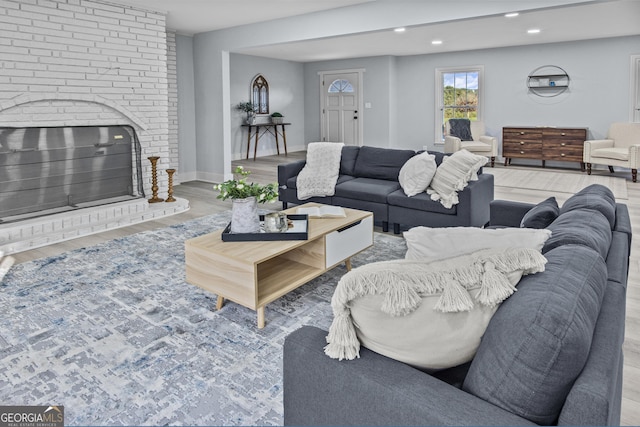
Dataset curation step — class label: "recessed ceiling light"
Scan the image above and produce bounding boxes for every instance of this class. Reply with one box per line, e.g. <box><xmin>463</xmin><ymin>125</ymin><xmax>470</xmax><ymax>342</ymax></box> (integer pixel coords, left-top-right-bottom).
<box><xmin>527</xmin><ymin>28</ymin><xmax>541</xmax><ymax>34</ymax></box>
<box><xmin>505</xmin><ymin>12</ymin><xmax>519</xmax><ymax>17</ymax></box>
<box><xmin>394</xmin><ymin>27</ymin><xmax>406</xmax><ymax>33</ymax></box>
<box><xmin>431</xmin><ymin>40</ymin><xmax>443</xmax><ymax>45</ymax></box>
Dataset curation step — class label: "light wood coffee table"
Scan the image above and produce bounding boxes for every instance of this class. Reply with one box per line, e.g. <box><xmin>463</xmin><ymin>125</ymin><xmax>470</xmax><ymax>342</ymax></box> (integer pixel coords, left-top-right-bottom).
<box><xmin>184</xmin><ymin>203</ymin><xmax>373</xmax><ymax>328</ymax></box>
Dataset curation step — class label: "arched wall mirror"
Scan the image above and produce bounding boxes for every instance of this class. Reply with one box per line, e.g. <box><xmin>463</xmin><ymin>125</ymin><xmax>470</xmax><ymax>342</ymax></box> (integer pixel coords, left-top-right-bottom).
<box><xmin>251</xmin><ymin>74</ymin><xmax>269</xmax><ymax>114</ymax></box>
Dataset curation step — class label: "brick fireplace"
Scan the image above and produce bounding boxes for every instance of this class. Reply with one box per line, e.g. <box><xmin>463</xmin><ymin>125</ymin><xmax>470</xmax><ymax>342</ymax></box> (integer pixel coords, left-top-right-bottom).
<box><xmin>0</xmin><ymin>0</ymin><xmax>185</xmax><ymax>254</ymax></box>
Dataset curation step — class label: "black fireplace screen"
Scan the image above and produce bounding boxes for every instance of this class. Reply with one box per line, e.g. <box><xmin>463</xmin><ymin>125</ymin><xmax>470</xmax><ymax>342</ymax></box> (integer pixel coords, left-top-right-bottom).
<box><xmin>0</xmin><ymin>125</ymin><xmax>145</xmax><ymax>222</ymax></box>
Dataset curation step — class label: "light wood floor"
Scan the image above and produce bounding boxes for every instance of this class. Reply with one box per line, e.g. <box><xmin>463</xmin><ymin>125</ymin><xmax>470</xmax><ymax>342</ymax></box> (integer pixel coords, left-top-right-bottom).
<box><xmin>10</xmin><ymin>152</ymin><xmax>640</xmax><ymax>425</ymax></box>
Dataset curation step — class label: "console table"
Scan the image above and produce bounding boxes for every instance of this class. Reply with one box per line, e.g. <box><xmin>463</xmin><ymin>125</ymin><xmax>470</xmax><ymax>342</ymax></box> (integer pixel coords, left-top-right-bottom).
<box><xmin>242</xmin><ymin>122</ymin><xmax>290</xmax><ymax>161</ymax></box>
<box><xmin>502</xmin><ymin>126</ymin><xmax>588</xmax><ymax>170</ymax></box>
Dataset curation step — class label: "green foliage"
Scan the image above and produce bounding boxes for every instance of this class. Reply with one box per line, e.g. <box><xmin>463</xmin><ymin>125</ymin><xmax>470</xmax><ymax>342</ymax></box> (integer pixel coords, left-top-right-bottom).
<box><xmin>443</xmin><ymin>86</ymin><xmax>478</xmax><ymax>122</ymax></box>
<box><xmin>236</xmin><ymin>102</ymin><xmax>255</xmax><ymax>113</ymax></box>
<box><xmin>270</xmin><ymin>112</ymin><xmax>283</xmax><ymax>117</ymax></box>
<box><xmin>213</xmin><ymin>166</ymin><xmax>278</xmax><ymax>203</ymax></box>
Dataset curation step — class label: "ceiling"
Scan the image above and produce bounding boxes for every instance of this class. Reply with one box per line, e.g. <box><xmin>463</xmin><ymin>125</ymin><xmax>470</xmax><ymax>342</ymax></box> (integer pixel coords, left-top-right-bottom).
<box><xmin>110</xmin><ymin>0</ymin><xmax>640</xmax><ymax>62</ymax></box>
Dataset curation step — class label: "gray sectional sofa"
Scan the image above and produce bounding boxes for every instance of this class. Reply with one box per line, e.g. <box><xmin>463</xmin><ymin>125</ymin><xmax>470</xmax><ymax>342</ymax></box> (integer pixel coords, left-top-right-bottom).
<box><xmin>283</xmin><ymin>184</ymin><xmax>631</xmax><ymax>426</ymax></box>
<box><xmin>277</xmin><ymin>146</ymin><xmax>494</xmax><ymax>233</ymax></box>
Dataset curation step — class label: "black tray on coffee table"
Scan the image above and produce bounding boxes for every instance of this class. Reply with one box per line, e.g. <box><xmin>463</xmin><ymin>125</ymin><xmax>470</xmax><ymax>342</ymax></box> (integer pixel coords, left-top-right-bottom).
<box><xmin>221</xmin><ymin>214</ymin><xmax>309</xmax><ymax>242</ymax></box>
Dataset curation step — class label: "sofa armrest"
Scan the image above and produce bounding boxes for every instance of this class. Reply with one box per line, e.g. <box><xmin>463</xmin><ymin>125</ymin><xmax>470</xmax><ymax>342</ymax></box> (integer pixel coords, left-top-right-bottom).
<box><xmin>278</xmin><ymin>159</ymin><xmax>306</xmax><ymax>186</ymax></box>
<box><xmin>489</xmin><ymin>200</ymin><xmax>535</xmax><ymax>227</ymax></box>
<box><xmin>283</xmin><ymin>326</ymin><xmax>536</xmax><ymax>426</ymax></box>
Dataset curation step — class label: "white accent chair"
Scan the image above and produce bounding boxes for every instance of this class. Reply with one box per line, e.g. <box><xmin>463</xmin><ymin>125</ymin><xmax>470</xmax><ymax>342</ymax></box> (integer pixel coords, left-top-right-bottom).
<box><xmin>584</xmin><ymin>122</ymin><xmax>640</xmax><ymax>182</ymax></box>
<box><xmin>444</xmin><ymin>120</ymin><xmax>498</xmax><ymax>167</ymax></box>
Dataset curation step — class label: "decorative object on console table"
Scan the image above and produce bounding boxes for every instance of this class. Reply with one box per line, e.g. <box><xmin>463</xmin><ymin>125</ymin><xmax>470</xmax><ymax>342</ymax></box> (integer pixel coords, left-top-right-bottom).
<box><xmin>214</xmin><ymin>166</ymin><xmax>278</xmax><ymax>233</ymax></box>
<box><xmin>236</xmin><ymin>101</ymin><xmax>256</xmax><ymax>125</ymax></box>
<box><xmin>147</xmin><ymin>156</ymin><xmax>164</xmax><ymax>203</ymax></box>
<box><xmin>502</xmin><ymin>126</ymin><xmax>587</xmax><ymax>170</ymax></box>
<box><xmin>270</xmin><ymin>112</ymin><xmax>284</xmax><ymax>124</ymax></box>
<box><xmin>165</xmin><ymin>169</ymin><xmax>176</xmax><ymax>202</ymax></box>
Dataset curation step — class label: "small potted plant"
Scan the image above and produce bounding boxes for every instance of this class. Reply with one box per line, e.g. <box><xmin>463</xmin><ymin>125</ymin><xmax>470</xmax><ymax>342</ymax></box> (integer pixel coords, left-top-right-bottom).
<box><xmin>270</xmin><ymin>112</ymin><xmax>284</xmax><ymax>124</ymax></box>
<box><xmin>214</xmin><ymin>166</ymin><xmax>278</xmax><ymax>233</ymax></box>
<box><xmin>236</xmin><ymin>101</ymin><xmax>256</xmax><ymax>125</ymax></box>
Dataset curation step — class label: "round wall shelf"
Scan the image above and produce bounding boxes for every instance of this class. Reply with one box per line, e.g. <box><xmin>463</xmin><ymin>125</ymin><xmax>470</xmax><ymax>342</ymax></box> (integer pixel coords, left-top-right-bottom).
<box><xmin>527</xmin><ymin>65</ymin><xmax>570</xmax><ymax>97</ymax></box>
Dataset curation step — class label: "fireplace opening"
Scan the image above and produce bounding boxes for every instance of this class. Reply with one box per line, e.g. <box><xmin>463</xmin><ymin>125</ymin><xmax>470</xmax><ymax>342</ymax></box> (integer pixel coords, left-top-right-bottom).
<box><xmin>0</xmin><ymin>125</ymin><xmax>145</xmax><ymax>223</ymax></box>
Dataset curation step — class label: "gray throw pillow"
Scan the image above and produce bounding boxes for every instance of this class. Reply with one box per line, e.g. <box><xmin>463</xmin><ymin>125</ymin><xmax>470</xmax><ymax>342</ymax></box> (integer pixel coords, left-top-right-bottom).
<box><xmin>520</xmin><ymin>197</ymin><xmax>559</xmax><ymax>229</ymax></box>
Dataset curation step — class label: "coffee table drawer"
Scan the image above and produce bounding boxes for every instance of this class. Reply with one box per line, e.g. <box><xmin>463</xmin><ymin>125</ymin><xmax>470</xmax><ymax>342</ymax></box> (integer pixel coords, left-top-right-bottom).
<box><xmin>325</xmin><ymin>215</ymin><xmax>373</xmax><ymax>268</ymax></box>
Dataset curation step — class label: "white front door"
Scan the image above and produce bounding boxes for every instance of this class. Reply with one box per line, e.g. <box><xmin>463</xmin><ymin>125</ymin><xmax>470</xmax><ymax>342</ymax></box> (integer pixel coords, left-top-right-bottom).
<box><xmin>320</xmin><ymin>71</ymin><xmax>363</xmax><ymax>145</ymax></box>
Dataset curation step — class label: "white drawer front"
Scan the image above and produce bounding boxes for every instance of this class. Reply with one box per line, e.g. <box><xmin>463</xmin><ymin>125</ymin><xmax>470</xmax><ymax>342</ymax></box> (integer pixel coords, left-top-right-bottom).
<box><xmin>325</xmin><ymin>215</ymin><xmax>373</xmax><ymax>269</ymax></box>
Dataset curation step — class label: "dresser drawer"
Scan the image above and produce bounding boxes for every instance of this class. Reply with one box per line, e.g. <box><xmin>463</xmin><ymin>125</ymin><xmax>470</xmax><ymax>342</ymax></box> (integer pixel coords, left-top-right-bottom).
<box><xmin>503</xmin><ymin>128</ymin><xmax>543</xmax><ymax>141</ymax></box>
<box><xmin>325</xmin><ymin>215</ymin><xmax>373</xmax><ymax>269</ymax></box>
<box><xmin>543</xmin><ymin>147</ymin><xmax>583</xmax><ymax>162</ymax></box>
<box><xmin>503</xmin><ymin>141</ymin><xmax>542</xmax><ymax>157</ymax></box>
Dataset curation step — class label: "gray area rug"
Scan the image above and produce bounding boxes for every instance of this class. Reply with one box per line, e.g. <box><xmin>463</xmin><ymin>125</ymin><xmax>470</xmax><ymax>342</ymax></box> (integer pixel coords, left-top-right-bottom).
<box><xmin>0</xmin><ymin>211</ymin><xmax>406</xmax><ymax>426</ymax></box>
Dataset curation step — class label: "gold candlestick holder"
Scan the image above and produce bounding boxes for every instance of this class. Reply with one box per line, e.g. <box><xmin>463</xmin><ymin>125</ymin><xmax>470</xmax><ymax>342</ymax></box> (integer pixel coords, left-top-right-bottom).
<box><xmin>147</xmin><ymin>156</ymin><xmax>164</xmax><ymax>203</ymax></box>
<box><xmin>165</xmin><ymin>168</ymin><xmax>176</xmax><ymax>202</ymax></box>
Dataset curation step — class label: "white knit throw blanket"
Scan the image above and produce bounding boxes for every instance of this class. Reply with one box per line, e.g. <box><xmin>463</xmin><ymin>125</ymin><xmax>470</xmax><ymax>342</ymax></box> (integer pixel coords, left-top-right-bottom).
<box><xmin>324</xmin><ymin>247</ymin><xmax>547</xmax><ymax>361</ymax></box>
<box><xmin>297</xmin><ymin>142</ymin><xmax>344</xmax><ymax>200</ymax></box>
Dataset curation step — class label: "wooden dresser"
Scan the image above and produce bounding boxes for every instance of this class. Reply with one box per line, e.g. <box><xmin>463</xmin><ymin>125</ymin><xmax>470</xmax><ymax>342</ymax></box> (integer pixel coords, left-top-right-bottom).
<box><xmin>502</xmin><ymin>126</ymin><xmax>588</xmax><ymax>170</ymax></box>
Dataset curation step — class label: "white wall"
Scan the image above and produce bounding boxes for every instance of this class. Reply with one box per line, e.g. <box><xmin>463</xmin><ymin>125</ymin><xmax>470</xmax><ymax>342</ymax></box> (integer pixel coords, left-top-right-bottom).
<box><xmin>176</xmin><ymin>34</ymin><xmax>197</xmax><ymax>182</ymax></box>
<box><xmin>230</xmin><ymin>54</ymin><xmax>305</xmax><ymax>160</ymax></box>
<box><xmin>300</xmin><ymin>35</ymin><xmax>640</xmax><ymax>163</ymax></box>
<box><xmin>189</xmin><ymin>1</ymin><xmax>582</xmax><ymax>181</ymax></box>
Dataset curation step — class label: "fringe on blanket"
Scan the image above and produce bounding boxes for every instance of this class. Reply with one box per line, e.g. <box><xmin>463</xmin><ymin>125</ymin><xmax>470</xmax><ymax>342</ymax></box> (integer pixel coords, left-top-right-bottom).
<box><xmin>324</xmin><ymin>247</ymin><xmax>547</xmax><ymax>361</ymax></box>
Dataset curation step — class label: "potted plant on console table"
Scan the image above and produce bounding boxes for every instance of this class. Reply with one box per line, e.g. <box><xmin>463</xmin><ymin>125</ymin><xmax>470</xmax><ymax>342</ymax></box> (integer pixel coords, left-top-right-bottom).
<box><xmin>270</xmin><ymin>112</ymin><xmax>284</xmax><ymax>124</ymax></box>
<box><xmin>236</xmin><ymin>101</ymin><xmax>256</xmax><ymax>125</ymax></box>
<box><xmin>214</xmin><ymin>166</ymin><xmax>278</xmax><ymax>233</ymax></box>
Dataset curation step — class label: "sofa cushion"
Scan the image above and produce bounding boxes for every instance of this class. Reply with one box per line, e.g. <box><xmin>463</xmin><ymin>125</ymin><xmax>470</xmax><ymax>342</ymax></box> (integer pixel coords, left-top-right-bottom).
<box><xmin>544</xmin><ymin>209</ymin><xmax>612</xmax><ymax>259</ymax></box>
<box><xmin>287</xmin><ymin>174</ymin><xmax>355</xmax><ymax>190</ymax></box>
<box><xmin>427</xmin><ymin>150</ymin><xmax>487</xmax><ymax>209</ymax></box>
<box><xmin>463</xmin><ymin>244</ymin><xmax>608</xmax><ymax>425</ymax></box>
<box><xmin>340</xmin><ymin>146</ymin><xmax>360</xmax><ymax>176</ymax></box>
<box><xmin>387</xmin><ymin>190</ymin><xmax>456</xmax><ymax>215</ymax></box>
<box><xmin>353</xmin><ymin>146</ymin><xmax>416</xmax><ymax>181</ymax></box>
<box><xmin>560</xmin><ymin>184</ymin><xmax>616</xmax><ymax>229</ymax></box>
<box><xmin>404</xmin><ymin>226</ymin><xmax>551</xmax><ymax>262</ymax></box>
<box><xmin>520</xmin><ymin>197</ymin><xmax>559</xmax><ymax>229</ymax></box>
<box><xmin>333</xmin><ymin>178</ymin><xmax>401</xmax><ymax>203</ymax></box>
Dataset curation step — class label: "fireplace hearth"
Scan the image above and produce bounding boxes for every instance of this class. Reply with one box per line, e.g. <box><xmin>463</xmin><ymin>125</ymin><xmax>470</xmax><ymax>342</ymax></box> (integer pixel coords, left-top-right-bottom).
<box><xmin>0</xmin><ymin>125</ymin><xmax>145</xmax><ymax>223</ymax></box>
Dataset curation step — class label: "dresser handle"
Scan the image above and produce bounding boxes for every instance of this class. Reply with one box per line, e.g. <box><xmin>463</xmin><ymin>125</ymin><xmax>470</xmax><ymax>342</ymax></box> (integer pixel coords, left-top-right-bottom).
<box><xmin>520</xmin><ymin>141</ymin><xmax>525</xmax><ymax>145</ymax></box>
<box><xmin>520</xmin><ymin>150</ymin><xmax>525</xmax><ymax>154</ymax></box>
<box><xmin>561</xmin><ymin>133</ymin><xmax>566</xmax><ymax>136</ymax></box>
<box><xmin>520</xmin><ymin>131</ymin><xmax>525</xmax><ymax>135</ymax></box>
<box><xmin>561</xmin><ymin>143</ymin><xmax>566</xmax><ymax>146</ymax></box>
<box><xmin>561</xmin><ymin>153</ymin><xmax>566</xmax><ymax>157</ymax></box>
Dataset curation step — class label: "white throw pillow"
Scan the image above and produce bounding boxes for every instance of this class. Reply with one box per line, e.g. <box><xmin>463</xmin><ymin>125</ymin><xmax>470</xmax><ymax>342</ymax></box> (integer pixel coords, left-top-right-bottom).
<box><xmin>324</xmin><ymin>248</ymin><xmax>547</xmax><ymax>370</ymax></box>
<box><xmin>398</xmin><ymin>152</ymin><xmax>437</xmax><ymax>197</ymax></box>
<box><xmin>427</xmin><ymin>149</ymin><xmax>487</xmax><ymax>208</ymax></box>
<box><xmin>404</xmin><ymin>226</ymin><xmax>552</xmax><ymax>262</ymax></box>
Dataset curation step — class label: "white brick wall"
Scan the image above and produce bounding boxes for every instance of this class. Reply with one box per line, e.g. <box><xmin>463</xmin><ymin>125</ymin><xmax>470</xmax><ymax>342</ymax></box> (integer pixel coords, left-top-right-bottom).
<box><xmin>0</xmin><ymin>0</ymin><xmax>172</xmax><ymax>197</ymax></box>
<box><xmin>167</xmin><ymin>30</ymin><xmax>179</xmax><ymax>184</ymax></box>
